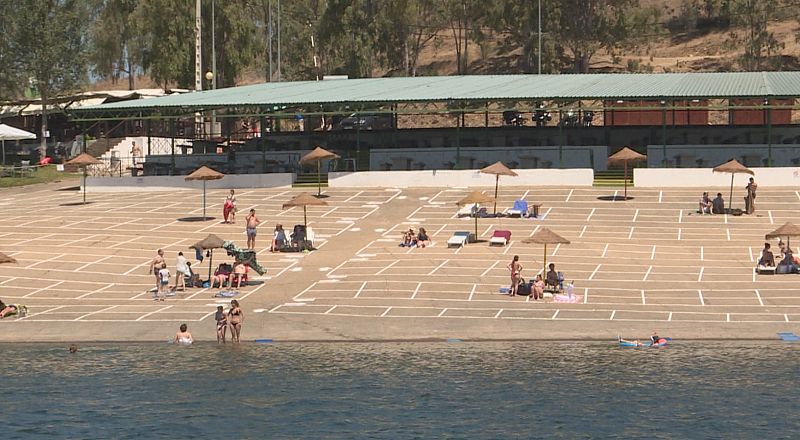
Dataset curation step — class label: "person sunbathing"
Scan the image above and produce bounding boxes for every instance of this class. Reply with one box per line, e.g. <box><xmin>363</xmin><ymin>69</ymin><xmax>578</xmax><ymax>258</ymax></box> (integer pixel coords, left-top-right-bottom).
<box><xmin>0</xmin><ymin>300</ymin><xmax>19</xmax><ymax>318</ymax></box>
<box><xmin>400</xmin><ymin>228</ymin><xmax>417</xmax><ymax>247</ymax></box>
<box><xmin>416</xmin><ymin>228</ymin><xmax>431</xmax><ymax>248</ymax></box>
<box><xmin>699</xmin><ymin>192</ymin><xmax>712</xmax><ymax>214</ymax></box>
<box><xmin>545</xmin><ymin>263</ymin><xmax>562</xmax><ymax>291</ymax></box>
<box><xmin>212</xmin><ymin>263</ymin><xmax>232</xmax><ymax>288</ymax></box>
<box><xmin>227</xmin><ymin>261</ymin><xmax>247</xmax><ymax>289</ymax></box>
<box><xmin>758</xmin><ymin>243</ymin><xmax>775</xmax><ymax>267</ymax></box>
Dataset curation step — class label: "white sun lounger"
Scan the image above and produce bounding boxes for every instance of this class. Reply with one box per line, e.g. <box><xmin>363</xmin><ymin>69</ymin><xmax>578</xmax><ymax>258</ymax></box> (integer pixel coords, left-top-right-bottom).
<box><xmin>447</xmin><ymin>231</ymin><xmax>471</xmax><ymax>247</ymax></box>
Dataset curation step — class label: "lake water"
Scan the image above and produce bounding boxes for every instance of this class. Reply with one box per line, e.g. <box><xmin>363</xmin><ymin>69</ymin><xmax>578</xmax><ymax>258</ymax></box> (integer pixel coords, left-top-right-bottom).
<box><xmin>1</xmin><ymin>342</ymin><xmax>797</xmax><ymax>439</ymax></box>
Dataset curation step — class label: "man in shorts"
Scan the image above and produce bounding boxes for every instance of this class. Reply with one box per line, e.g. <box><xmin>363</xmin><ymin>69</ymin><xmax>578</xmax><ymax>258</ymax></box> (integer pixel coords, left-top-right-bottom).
<box><xmin>148</xmin><ymin>249</ymin><xmax>166</xmax><ymax>292</ymax></box>
<box><xmin>246</xmin><ymin>209</ymin><xmax>261</xmax><ymax>249</ymax></box>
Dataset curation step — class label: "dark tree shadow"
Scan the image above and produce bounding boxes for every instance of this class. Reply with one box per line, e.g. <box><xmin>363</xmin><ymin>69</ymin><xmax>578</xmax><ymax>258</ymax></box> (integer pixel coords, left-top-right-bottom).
<box><xmin>60</xmin><ymin>201</ymin><xmax>95</xmax><ymax>206</ymax></box>
<box><xmin>177</xmin><ymin>216</ymin><xmax>217</xmax><ymax>222</ymax></box>
<box><xmin>596</xmin><ymin>195</ymin><xmax>634</xmax><ymax>201</ymax></box>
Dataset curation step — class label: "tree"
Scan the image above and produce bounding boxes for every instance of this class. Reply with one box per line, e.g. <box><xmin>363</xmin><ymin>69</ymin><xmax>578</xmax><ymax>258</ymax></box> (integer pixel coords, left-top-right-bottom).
<box><xmin>728</xmin><ymin>0</ymin><xmax>784</xmax><ymax>70</ymax></box>
<box><xmin>488</xmin><ymin>1</ymin><xmax>564</xmax><ymax>73</ymax></box>
<box><xmin>10</xmin><ymin>0</ymin><xmax>90</xmax><ymax>155</ymax></box>
<box><xmin>131</xmin><ymin>0</ymin><xmax>195</xmax><ymax>89</ymax></box>
<box><xmin>375</xmin><ymin>0</ymin><xmax>444</xmax><ymax>76</ymax></box>
<box><xmin>0</xmin><ymin>4</ymin><xmax>23</xmax><ymax>100</ymax></box>
<box><xmin>89</xmin><ymin>0</ymin><xmax>139</xmax><ymax>89</ymax></box>
<box><xmin>559</xmin><ymin>0</ymin><xmax>649</xmax><ymax>73</ymax></box>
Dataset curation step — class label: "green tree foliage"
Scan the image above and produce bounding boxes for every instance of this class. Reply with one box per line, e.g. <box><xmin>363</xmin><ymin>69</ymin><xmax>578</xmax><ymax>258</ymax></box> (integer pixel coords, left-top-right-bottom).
<box><xmin>0</xmin><ymin>5</ymin><xmax>23</xmax><ymax>100</ymax></box>
<box><xmin>7</xmin><ymin>0</ymin><xmax>91</xmax><ymax>154</ymax></box>
<box><xmin>728</xmin><ymin>0</ymin><xmax>784</xmax><ymax>70</ymax></box>
<box><xmin>488</xmin><ymin>1</ymin><xmax>564</xmax><ymax>73</ymax></box>
<box><xmin>89</xmin><ymin>0</ymin><xmax>138</xmax><ymax>89</ymax></box>
<box><xmin>559</xmin><ymin>0</ymin><xmax>645</xmax><ymax>73</ymax></box>
<box><xmin>375</xmin><ymin>0</ymin><xmax>444</xmax><ymax>76</ymax></box>
<box><xmin>131</xmin><ymin>0</ymin><xmax>195</xmax><ymax>89</ymax></box>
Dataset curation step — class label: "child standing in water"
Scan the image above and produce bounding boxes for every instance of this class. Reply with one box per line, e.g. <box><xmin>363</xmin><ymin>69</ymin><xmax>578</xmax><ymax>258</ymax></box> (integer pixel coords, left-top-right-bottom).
<box><xmin>215</xmin><ymin>305</ymin><xmax>228</xmax><ymax>343</ymax></box>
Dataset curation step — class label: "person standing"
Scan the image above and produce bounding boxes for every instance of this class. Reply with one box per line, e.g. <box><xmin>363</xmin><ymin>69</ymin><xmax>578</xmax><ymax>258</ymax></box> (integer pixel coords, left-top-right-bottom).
<box><xmin>130</xmin><ymin>141</ymin><xmax>142</xmax><ymax>166</ymax></box>
<box><xmin>215</xmin><ymin>305</ymin><xmax>228</xmax><ymax>343</ymax></box>
<box><xmin>223</xmin><ymin>189</ymin><xmax>237</xmax><ymax>224</ymax></box>
<box><xmin>157</xmin><ymin>265</ymin><xmax>170</xmax><ymax>301</ymax></box>
<box><xmin>507</xmin><ymin>255</ymin><xmax>522</xmax><ymax>297</ymax></box>
<box><xmin>745</xmin><ymin>177</ymin><xmax>757</xmax><ymax>214</ymax></box>
<box><xmin>148</xmin><ymin>249</ymin><xmax>166</xmax><ymax>293</ymax></box>
<box><xmin>245</xmin><ymin>209</ymin><xmax>261</xmax><ymax>249</ymax></box>
<box><xmin>228</xmin><ymin>299</ymin><xmax>244</xmax><ymax>343</ymax></box>
<box><xmin>174</xmin><ymin>251</ymin><xmax>189</xmax><ymax>292</ymax></box>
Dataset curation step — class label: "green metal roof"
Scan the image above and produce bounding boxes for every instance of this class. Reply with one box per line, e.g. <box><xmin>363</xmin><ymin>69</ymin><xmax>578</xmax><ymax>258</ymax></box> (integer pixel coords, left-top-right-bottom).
<box><xmin>72</xmin><ymin>72</ymin><xmax>800</xmax><ymax>117</ymax></box>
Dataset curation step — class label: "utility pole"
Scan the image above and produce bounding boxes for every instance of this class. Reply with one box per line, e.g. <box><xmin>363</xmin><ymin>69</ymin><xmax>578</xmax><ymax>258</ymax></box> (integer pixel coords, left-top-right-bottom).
<box><xmin>268</xmin><ymin>0</ymin><xmax>273</xmax><ymax>81</ymax></box>
<box><xmin>277</xmin><ymin>0</ymin><xmax>281</xmax><ymax>81</ymax></box>
<box><xmin>194</xmin><ymin>0</ymin><xmax>202</xmax><ymax>138</ymax></box>
<box><xmin>211</xmin><ymin>0</ymin><xmax>217</xmax><ymax>137</ymax></box>
<box><xmin>538</xmin><ymin>0</ymin><xmax>542</xmax><ymax>74</ymax></box>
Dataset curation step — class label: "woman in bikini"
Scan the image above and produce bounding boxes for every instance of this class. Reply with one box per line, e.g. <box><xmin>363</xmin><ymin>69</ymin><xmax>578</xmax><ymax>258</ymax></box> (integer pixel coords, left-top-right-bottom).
<box><xmin>0</xmin><ymin>300</ymin><xmax>19</xmax><ymax>318</ymax></box>
<box><xmin>507</xmin><ymin>255</ymin><xmax>522</xmax><ymax>297</ymax></box>
<box><xmin>223</xmin><ymin>189</ymin><xmax>237</xmax><ymax>224</ymax></box>
<box><xmin>228</xmin><ymin>299</ymin><xmax>244</xmax><ymax>343</ymax></box>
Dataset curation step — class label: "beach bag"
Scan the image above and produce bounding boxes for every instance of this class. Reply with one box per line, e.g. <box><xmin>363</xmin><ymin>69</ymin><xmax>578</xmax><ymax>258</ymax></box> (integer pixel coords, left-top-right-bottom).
<box><xmin>518</xmin><ymin>282</ymin><xmax>532</xmax><ymax>295</ymax></box>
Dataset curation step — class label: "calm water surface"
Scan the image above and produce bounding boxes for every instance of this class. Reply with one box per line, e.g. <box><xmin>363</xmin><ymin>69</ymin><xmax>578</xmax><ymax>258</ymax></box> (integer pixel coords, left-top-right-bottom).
<box><xmin>1</xmin><ymin>342</ymin><xmax>797</xmax><ymax>439</ymax></box>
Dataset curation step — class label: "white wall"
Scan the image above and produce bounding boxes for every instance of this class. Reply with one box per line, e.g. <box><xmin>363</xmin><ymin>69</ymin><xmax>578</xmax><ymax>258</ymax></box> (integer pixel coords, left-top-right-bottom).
<box><xmin>634</xmin><ymin>167</ymin><xmax>800</xmax><ymax>187</ymax></box>
<box><xmin>86</xmin><ymin>173</ymin><xmax>294</xmax><ymax>192</ymax></box>
<box><xmin>329</xmin><ymin>169</ymin><xmax>594</xmax><ymax>188</ymax></box>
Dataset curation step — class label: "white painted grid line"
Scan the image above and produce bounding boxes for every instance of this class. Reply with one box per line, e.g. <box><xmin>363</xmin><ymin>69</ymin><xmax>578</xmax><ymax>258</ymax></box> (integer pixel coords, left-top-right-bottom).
<box><xmin>551</xmin><ymin>310</ymin><xmax>560</xmax><ymax>320</ymax></box>
<box><xmin>589</xmin><ymin>264</ymin><xmax>602</xmax><ymax>280</ymax></box>
<box><xmin>74</xmin><ymin>305</ymin><xmax>118</xmax><ymax>321</ymax></box>
<box><xmin>468</xmin><ymin>284</ymin><xmax>477</xmax><ymax>301</ymax></box>
<box><xmin>427</xmin><ymin>259</ymin><xmax>450</xmax><ymax>276</ymax></box>
<box><xmin>136</xmin><ymin>305</ymin><xmax>172</xmax><ymax>321</ymax></box>
<box><xmin>609</xmin><ymin>310</ymin><xmax>616</xmax><ymax>320</ymax></box>
<box><xmin>651</xmin><ymin>245</ymin><xmax>657</xmax><ymax>260</ymax></box>
<box><xmin>601</xmin><ymin>244</ymin><xmax>609</xmax><ymax>258</ymax></box>
<box><xmin>768</xmin><ymin>210</ymin><xmax>774</xmax><ymax>224</ymax></box>
<box><xmin>584</xmin><ymin>288</ymin><xmax>588</xmax><ymax>304</ymax></box>
<box><xmin>494</xmin><ymin>309</ymin><xmax>503</xmax><ymax>319</ymax></box>
<box><xmin>586</xmin><ymin>208</ymin><xmax>596</xmax><ymax>221</ymax></box>
<box><xmin>437</xmin><ymin>308</ymin><xmax>448</xmax><ymax>317</ymax></box>
<box><xmin>698</xmin><ymin>290</ymin><xmax>705</xmax><ymax>306</ymax></box>
<box><xmin>632</xmin><ymin>209</ymin><xmax>639</xmax><ymax>223</ymax></box>
<box><xmin>353</xmin><ymin>281</ymin><xmax>368</xmax><ymax>299</ymax></box>
<box><xmin>641</xmin><ymin>289</ymin><xmax>646</xmax><ymax>305</ymax></box>
<box><xmin>698</xmin><ymin>267</ymin><xmax>704</xmax><ymax>282</ymax></box>
<box><xmin>668</xmin><ymin>312</ymin><xmax>673</xmax><ymax>321</ymax></box>
<box><xmin>643</xmin><ymin>266</ymin><xmax>652</xmax><ymax>281</ymax></box>
<box><xmin>565</xmin><ymin>189</ymin><xmax>574</xmax><ymax>202</ymax></box>
<box><xmin>324</xmin><ymin>306</ymin><xmax>337</xmax><ymax>314</ymax></box>
<box><xmin>755</xmin><ymin>289</ymin><xmax>764</xmax><ymax>306</ymax></box>
<box><xmin>579</xmin><ymin>225</ymin><xmax>587</xmax><ymax>238</ymax></box>
<box><xmin>678</xmin><ymin>209</ymin><xmax>683</xmax><ymax>223</ymax></box>
<box><xmin>480</xmin><ymin>261</ymin><xmax>499</xmax><ymax>277</ymax></box>
<box><xmin>380</xmin><ymin>307</ymin><xmax>392</xmax><ymax>317</ymax></box>
<box><xmin>628</xmin><ymin>227</ymin><xmax>635</xmax><ymax>239</ymax></box>
<box><xmin>375</xmin><ymin>260</ymin><xmax>399</xmax><ymax>275</ymax></box>
<box><xmin>726</xmin><ymin>228</ymin><xmax>731</xmax><ymax>241</ymax></box>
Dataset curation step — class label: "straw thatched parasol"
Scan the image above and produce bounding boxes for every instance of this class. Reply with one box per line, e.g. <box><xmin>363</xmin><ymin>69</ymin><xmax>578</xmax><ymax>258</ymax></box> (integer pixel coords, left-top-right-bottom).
<box><xmin>712</xmin><ymin>158</ymin><xmax>753</xmax><ymax>212</ymax></box>
<box><xmin>480</xmin><ymin>161</ymin><xmax>518</xmax><ymax>214</ymax></box>
<box><xmin>0</xmin><ymin>251</ymin><xmax>18</xmax><ymax>265</ymax></box>
<box><xmin>282</xmin><ymin>192</ymin><xmax>329</xmax><ymax>229</ymax></box>
<box><xmin>190</xmin><ymin>233</ymin><xmax>226</xmax><ymax>282</ymax></box>
<box><xmin>66</xmin><ymin>153</ymin><xmax>102</xmax><ymax>204</ymax></box>
<box><xmin>184</xmin><ymin>166</ymin><xmax>225</xmax><ymax>220</ymax></box>
<box><xmin>299</xmin><ymin>146</ymin><xmax>341</xmax><ymax>197</ymax></box>
<box><xmin>765</xmin><ymin>222</ymin><xmax>800</xmax><ymax>249</ymax></box>
<box><xmin>456</xmin><ymin>191</ymin><xmax>495</xmax><ymax>238</ymax></box>
<box><xmin>608</xmin><ymin>147</ymin><xmax>646</xmax><ymax>200</ymax></box>
<box><xmin>522</xmin><ymin>227</ymin><xmax>571</xmax><ymax>275</ymax></box>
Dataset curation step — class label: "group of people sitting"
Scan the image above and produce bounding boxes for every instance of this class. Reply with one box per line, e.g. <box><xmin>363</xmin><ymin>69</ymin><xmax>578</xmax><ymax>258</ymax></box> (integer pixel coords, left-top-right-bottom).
<box><xmin>399</xmin><ymin>227</ymin><xmax>432</xmax><ymax>248</ymax></box>
<box><xmin>758</xmin><ymin>240</ymin><xmax>800</xmax><ymax>273</ymax></box>
<box><xmin>507</xmin><ymin>259</ymin><xmax>570</xmax><ymax>300</ymax></box>
<box><xmin>211</xmin><ymin>261</ymin><xmax>250</xmax><ymax>289</ymax></box>
<box><xmin>270</xmin><ymin>224</ymin><xmax>313</xmax><ymax>252</ymax></box>
<box><xmin>698</xmin><ymin>192</ymin><xmax>726</xmax><ymax>215</ymax></box>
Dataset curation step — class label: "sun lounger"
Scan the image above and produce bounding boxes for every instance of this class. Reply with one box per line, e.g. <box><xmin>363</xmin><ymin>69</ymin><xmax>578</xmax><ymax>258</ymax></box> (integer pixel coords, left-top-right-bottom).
<box><xmin>489</xmin><ymin>230</ymin><xmax>511</xmax><ymax>246</ymax></box>
<box><xmin>447</xmin><ymin>231</ymin><xmax>471</xmax><ymax>247</ymax></box>
<box><xmin>457</xmin><ymin>203</ymin><xmax>477</xmax><ymax>217</ymax></box>
<box><xmin>756</xmin><ymin>265</ymin><xmax>776</xmax><ymax>275</ymax></box>
<box><xmin>507</xmin><ymin>200</ymin><xmax>528</xmax><ymax>217</ymax></box>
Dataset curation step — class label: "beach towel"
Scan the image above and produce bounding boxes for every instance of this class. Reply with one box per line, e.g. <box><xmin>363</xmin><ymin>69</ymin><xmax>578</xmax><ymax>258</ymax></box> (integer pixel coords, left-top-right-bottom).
<box><xmin>553</xmin><ymin>294</ymin><xmax>582</xmax><ymax>304</ymax></box>
<box><xmin>214</xmin><ymin>290</ymin><xmax>239</xmax><ymax>298</ymax></box>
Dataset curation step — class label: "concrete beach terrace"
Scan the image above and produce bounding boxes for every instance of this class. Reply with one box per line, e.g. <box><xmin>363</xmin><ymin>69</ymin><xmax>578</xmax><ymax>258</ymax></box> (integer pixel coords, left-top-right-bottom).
<box><xmin>0</xmin><ymin>178</ymin><xmax>798</xmax><ymax>342</ymax></box>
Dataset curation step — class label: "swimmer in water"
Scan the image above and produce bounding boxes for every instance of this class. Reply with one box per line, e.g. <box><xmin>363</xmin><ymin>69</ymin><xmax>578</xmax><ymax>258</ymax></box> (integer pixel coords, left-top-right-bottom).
<box><xmin>174</xmin><ymin>323</ymin><xmax>194</xmax><ymax>345</ymax></box>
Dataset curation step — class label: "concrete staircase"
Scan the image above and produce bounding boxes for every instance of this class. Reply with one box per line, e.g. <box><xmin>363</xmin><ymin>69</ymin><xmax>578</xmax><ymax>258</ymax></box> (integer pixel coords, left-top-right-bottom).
<box><xmin>293</xmin><ymin>172</ymin><xmax>327</xmax><ymax>189</ymax></box>
<box><xmin>593</xmin><ymin>169</ymin><xmax>633</xmax><ymax>187</ymax></box>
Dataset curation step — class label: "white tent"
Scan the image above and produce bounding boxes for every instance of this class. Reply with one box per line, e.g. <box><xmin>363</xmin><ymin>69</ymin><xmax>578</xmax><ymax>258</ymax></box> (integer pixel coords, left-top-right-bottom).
<box><xmin>0</xmin><ymin>124</ymin><xmax>36</xmax><ymax>166</ymax></box>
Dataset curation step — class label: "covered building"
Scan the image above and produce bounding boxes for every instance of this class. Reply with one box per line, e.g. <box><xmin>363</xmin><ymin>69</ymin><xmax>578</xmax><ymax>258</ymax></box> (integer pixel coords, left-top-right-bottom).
<box><xmin>69</xmin><ymin>72</ymin><xmax>800</xmax><ymax>175</ymax></box>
